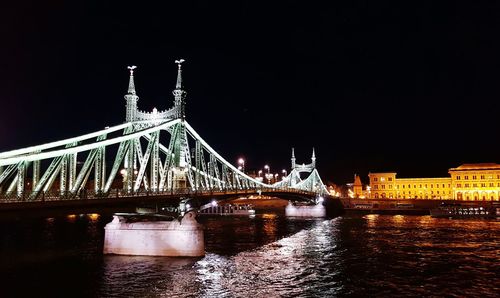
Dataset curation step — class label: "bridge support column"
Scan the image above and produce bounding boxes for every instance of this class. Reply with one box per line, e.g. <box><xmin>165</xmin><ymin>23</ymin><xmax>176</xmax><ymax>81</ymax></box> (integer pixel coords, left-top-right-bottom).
<box><xmin>103</xmin><ymin>211</ymin><xmax>204</xmax><ymax>257</ymax></box>
<box><xmin>285</xmin><ymin>202</ymin><xmax>326</xmax><ymax>217</ymax></box>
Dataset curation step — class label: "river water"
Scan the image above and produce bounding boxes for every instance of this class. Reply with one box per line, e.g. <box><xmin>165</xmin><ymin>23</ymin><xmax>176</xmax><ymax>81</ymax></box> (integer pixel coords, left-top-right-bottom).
<box><xmin>0</xmin><ymin>213</ymin><xmax>498</xmax><ymax>297</ymax></box>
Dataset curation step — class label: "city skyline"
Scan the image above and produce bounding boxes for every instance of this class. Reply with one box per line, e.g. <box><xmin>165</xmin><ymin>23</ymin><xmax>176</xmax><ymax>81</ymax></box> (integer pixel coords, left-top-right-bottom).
<box><xmin>1</xmin><ymin>2</ymin><xmax>499</xmax><ymax>184</ymax></box>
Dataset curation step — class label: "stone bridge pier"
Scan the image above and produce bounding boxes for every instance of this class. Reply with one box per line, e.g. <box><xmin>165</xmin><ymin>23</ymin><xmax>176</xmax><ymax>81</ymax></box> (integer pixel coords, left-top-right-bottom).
<box><xmin>103</xmin><ymin>211</ymin><xmax>205</xmax><ymax>257</ymax></box>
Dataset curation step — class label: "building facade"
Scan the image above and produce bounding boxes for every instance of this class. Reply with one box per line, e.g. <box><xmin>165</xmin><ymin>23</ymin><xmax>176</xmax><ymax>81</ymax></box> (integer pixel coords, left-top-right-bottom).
<box><xmin>368</xmin><ymin>163</ymin><xmax>500</xmax><ymax>201</ymax></box>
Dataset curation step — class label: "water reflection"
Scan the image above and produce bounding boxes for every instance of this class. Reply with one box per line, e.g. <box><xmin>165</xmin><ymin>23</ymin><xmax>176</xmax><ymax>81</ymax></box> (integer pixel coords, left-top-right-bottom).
<box><xmin>101</xmin><ymin>256</ymin><xmax>200</xmax><ymax>297</ymax></box>
<box><xmin>0</xmin><ymin>214</ymin><xmax>498</xmax><ymax>297</ymax></box>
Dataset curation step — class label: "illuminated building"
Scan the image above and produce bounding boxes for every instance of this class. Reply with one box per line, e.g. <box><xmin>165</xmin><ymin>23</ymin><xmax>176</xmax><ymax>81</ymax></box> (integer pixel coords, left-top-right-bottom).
<box><xmin>368</xmin><ymin>163</ymin><xmax>500</xmax><ymax>201</ymax></box>
<box><xmin>353</xmin><ymin>174</ymin><xmax>363</xmax><ymax>198</ymax></box>
<box><xmin>449</xmin><ymin>163</ymin><xmax>500</xmax><ymax>201</ymax></box>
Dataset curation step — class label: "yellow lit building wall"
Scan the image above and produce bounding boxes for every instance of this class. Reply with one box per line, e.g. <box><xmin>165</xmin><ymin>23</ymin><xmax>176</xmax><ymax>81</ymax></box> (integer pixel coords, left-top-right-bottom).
<box><xmin>368</xmin><ymin>163</ymin><xmax>500</xmax><ymax>201</ymax></box>
<box><xmin>368</xmin><ymin>173</ymin><xmax>397</xmax><ymax>199</ymax></box>
<box><xmin>395</xmin><ymin>177</ymin><xmax>452</xmax><ymax>199</ymax></box>
<box><xmin>449</xmin><ymin>164</ymin><xmax>500</xmax><ymax>201</ymax></box>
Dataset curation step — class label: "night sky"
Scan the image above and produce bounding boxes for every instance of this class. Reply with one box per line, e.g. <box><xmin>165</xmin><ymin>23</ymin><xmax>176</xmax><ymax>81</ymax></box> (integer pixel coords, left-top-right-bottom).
<box><xmin>1</xmin><ymin>1</ymin><xmax>500</xmax><ymax>185</ymax></box>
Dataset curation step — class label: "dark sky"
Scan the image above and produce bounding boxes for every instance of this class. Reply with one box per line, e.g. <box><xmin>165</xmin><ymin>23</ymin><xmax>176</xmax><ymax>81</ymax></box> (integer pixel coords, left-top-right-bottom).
<box><xmin>1</xmin><ymin>1</ymin><xmax>500</xmax><ymax>184</ymax></box>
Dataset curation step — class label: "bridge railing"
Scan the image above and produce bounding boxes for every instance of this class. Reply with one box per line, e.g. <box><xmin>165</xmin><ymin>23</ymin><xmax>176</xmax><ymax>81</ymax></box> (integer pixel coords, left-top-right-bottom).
<box><xmin>0</xmin><ymin>185</ymin><xmax>321</xmax><ymax>204</ymax></box>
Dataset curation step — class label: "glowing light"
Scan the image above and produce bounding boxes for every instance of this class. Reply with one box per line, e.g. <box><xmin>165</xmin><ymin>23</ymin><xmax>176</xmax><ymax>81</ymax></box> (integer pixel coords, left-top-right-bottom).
<box><xmin>186</xmin><ymin>204</ymin><xmax>191</xmax><ymax>209</ymax></box>
<box><xmin>88</xmin><ymin>213</ymin><xmax>100</xmax><ymax>221</ymax></box>
<box><xmin>211</xmin><ymin>200</ymin><xmax>217</xmax><ymax>207</ymax></box>
<box><xmin>262</xmin><ymin>213</ymin><xmax>277</xmax><ymax>219</ymax></box>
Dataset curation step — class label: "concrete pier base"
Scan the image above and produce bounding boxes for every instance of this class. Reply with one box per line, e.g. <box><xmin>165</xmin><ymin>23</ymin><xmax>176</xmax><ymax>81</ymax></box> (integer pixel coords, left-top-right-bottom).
<box><xmin>285</xmin><ymin>202</ymin><xmax>326</xmax><ymax>217</ymax></box>
<box><xmin>103</xmin><ymin>211</ymin><xmax>204</xmax><ymax>257</ymax></box>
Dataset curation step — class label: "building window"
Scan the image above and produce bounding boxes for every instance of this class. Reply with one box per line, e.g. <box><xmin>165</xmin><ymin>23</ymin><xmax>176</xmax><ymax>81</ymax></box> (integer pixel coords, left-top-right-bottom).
<box><xmin>382</xmin><ymin>185</ymin><xmax>385</xmax><ymax>189</ymax></box>
<box><xmin>389</xmin><ymin>185</ymin><xmax>392</xmax><ymax>189</ymax></box>
<box><xmin>480</xmin><ymin>175</ymin><xmax>485</xmax><ymax>179</ymax></box>
<box><xmin>473</xmin><ymin>183</ymin><xmax>477</xmax><ymax>188</ymax></box>
<box><xmin>456</xmin><ymin>176</ymin><xmax>461</xmax><ymax>180</ymax></box>
<box><xmin>402</xmin><ymin>185</ymin><xmax>405</xmax><ymax>189</ymax></box>
<box><xmin>465</xmin><ymin>176</ymin><xmax>469</xmax><ymax>180</ymax></box>
<box><xmin>490</xmin><ymin>183</ymin><xmax>494</xmax><ymax>187</ymax></box>
<box><xmin>465</xmin><ymin>183</ymin><xmax>469</xmax><ymax>188</ymax></box>
<box><xmin>431</xmin><ymin>184</ymin><xmax>433</xmax><ymax>188</ymax></box>
<box><xmin>481</xmin><ymin>183</ymin><xmax>486</xmax><ymax>187</ymax></box>
<box><xmin>472</xmin><ymin>175</ymin><xmax>477</xmax><ymax>180</ymax></box>
<box><xmin>414</xmin><ymin>185</ymin><xmax>417</xmax><ymax>188</ymax></box>
<box><xmin>457</xmin><ymin>183</ymin><xmax>461</xmax><ymax>188</ymax></box>
<box><xmin>373</xmin><ymin>178</ymin><xmax>378</xmax><ymax>182</ymax></box>
<box><xmin>436</xmin><ymin>184</ymin><xmax>439</xmax><ymax>188</ymax></box>
<box><xmin>374</xmin><ymin>185</ymin><xmax>378</xmax><ymax>189</ymax></box>
<box><xmin>388</xmin><ymin>177</ymin><xmax>393</xmax><ymax>181</ymax></box>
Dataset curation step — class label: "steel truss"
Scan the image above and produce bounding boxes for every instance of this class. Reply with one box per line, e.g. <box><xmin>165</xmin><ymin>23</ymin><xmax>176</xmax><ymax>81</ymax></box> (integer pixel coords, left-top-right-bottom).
<box><xmin>0</xmin><ymin>60</ymin><xmax>329</xmax><ymax>200</ymax></box>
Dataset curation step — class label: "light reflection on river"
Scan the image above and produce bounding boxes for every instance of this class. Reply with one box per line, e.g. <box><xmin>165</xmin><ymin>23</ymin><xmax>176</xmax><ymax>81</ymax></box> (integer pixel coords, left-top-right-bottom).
<box><xmin>0</xmin><ymin>214</ymin><xmax>499</xmax><ymax>297</ymax></box>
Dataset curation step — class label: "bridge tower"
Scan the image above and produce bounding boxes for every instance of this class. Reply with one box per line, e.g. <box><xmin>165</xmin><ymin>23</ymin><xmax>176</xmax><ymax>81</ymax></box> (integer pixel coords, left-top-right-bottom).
<box><xmin>173</xmin><ymin>59</ymin><xmax>187</xmax><ymax>119</ymax></box>
<box><xmin>125</xmin><ymin>65</ymin><xmax>138</xmax><ymax>122</ymax></box>
<box><xmin>123</xmin><ymin>66</ymin><xmax>139</xmax><ymax>191</ymax></box>
<box><xmin>171</xmin><ymin>59</ymin><xmax>190</xmax><ymax>189</ymax></box>
<box><xmin>291</xmin><ymin>148</ymin><xmax>316</xmax><ymax>172</ymax></box>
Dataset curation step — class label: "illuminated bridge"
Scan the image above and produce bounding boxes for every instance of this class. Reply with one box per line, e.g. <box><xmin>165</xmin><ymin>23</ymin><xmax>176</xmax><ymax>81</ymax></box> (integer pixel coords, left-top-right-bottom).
<box><xmin>0</xmin><ymin>60</ymin><xmax>331</xmax><ymax>215</ymax></box>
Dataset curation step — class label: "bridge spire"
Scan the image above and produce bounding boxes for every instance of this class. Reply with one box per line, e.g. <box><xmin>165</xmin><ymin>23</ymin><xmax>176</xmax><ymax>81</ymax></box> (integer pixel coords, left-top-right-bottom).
<box><xmin>311</xmin><ymin>147</ymin><xmax>316</xmax><ymax>168</ymax></box>
<box><xmin>173</xmin><ymin>59</ymin><xmax>187</xmax><ymax>119</ymax></box>
<box><xmin>125</xmin><ymin>65</ymin><xmax>139</xmax><ymax>122</ymax></box>
<box><xmin>291</xmin><ymin>148</ymin><xmax>296</xmax><ymax>169</ymax></box>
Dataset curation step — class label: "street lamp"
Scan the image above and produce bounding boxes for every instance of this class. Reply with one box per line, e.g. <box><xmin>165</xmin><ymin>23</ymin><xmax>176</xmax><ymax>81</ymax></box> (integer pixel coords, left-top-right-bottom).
<box><xmin>264</xmin><ymin>164</ymin><xmax>270</xmax><ymax>174</ymax></box>
<box><xmin>282</xmin><ymin>169</ymin><xmax>287</xmax><ymax>176</ymax></box>
<box><xmin>265</xmin><ymin>173</ymin><xmax>273</xmax><ymax>184</ymax></box>
<box><xmin>238</xmin><ymin>158</ymin><xmax>245</xmax><ymax>173</ymax></box>
<box><xmin>274</xmin><ymin>173</ymin><xmax>278</xmax><ymax>183</ymax></box>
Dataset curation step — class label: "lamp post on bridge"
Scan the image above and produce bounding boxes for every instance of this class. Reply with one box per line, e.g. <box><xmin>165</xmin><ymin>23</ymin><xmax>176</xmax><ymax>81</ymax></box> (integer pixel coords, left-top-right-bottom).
<box><xmin>264</xmin><ymin>165</ymin><xmax>270</xmax><ymax>174</ymax></box>
<box><xmin>237</xmin><ymin>158</ymin><xmax>245</xmax><ymax>173</ymax></box>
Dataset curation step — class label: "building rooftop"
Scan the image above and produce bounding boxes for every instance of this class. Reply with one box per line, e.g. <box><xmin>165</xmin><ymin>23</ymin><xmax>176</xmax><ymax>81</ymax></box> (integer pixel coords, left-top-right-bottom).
<box><xmin>449</xmin><ymin>163</ymin><xmax>500</xmax><ymax>171</ymax></box>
